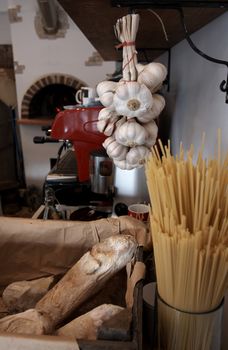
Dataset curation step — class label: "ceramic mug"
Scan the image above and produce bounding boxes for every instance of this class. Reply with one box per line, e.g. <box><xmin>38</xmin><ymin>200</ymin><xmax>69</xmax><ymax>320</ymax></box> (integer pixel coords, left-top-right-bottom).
<box><xmin>75</xmin><ymin>87</ymin><xmax>97</xmax><ymax>106</ymax></box>
<box><xmin>128</xmin><ymin>203</ymin><xmax>149</xmax><ymax>222</ymax></box>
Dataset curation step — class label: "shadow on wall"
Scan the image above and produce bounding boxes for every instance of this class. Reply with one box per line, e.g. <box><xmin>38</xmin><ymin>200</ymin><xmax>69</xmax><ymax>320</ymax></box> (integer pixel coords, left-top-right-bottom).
<box><xmin>158</xmin><ymin>90</ymin><xmax>177</xmax><ymax>150</ymax></box>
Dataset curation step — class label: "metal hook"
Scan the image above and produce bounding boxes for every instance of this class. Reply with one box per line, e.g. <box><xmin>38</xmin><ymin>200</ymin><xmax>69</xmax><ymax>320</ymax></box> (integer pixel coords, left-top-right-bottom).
<box><xmin>178</xmin><ymin>8</ymin><xmax>228</xmax><ymax>104</ymax></box>
<box><xmin>220</xmin><ymin>80</ymin><xmax>228</xmax><ymax>104</ymax></box>
<box><xmin>219</xmin><ymin>71</ymin><xmax>228</xmax><ymax>103</ymax></box>
<box><xmin>220</xmin><ymin>80</ymin><xmax>228</xmax><ymax>93</ymax></box>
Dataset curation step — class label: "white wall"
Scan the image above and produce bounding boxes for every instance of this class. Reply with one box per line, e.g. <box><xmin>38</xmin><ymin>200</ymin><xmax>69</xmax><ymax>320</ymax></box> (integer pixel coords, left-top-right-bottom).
<box><xmin>0</xmin><ymin>12</ymin><xmax>11</xmax><ymax>44</ymax></box>
<box><xmin>166</xmin><ymin>12</ymin><xmax>228</xmax><ymax>159</ymax></box>
<box><xmin>8</xmin><ymin>0</ymin><xmax>116</xmax><ymax>189</ymax></box>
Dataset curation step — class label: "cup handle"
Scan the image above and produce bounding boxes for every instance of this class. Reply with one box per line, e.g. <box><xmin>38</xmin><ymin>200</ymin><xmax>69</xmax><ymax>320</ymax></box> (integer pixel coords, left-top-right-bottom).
<box><xmin>75</xmin><ymin>90</ymin><xmax>82</xmax><ymax>104</ymax></box>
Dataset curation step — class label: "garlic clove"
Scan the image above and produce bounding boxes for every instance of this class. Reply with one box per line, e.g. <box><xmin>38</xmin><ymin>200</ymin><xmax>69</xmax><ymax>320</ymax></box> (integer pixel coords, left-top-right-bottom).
<box><xmin>98</xmin><ymin>107</ymin><xmax>117</xmax><ymax>120</ymax></box>
<box><xmin>135</xmin><ymin>110</ymin><xmax>155</xmax><ymax>123</ymax></box>
<box><xmin>99</xmin><ymin>91</ymin><xmax>115</xmax><ymax>108</ymax></box>
<box><xmin>151</xmin><ymin>93</ymin><xmax>166</xmax><ymax>115</ymax></box>
<box><xmin>103</xmin><ymin>137</ymin><xmax>128</xmax><ymax>161</ymax></box>
<box><xmin>103</xmin><ymin>124</ymin><xmax>115</xmax><ymax>137</ymax></box>
<box><xmin>144</xmin><ymin>120</ymin><xmax>158</xmax><ymax>148</ymax></box>
<box><xmin>97</xmin><ymin>119</ymin><xmax>107</xmax><ymax>133</ymax></box>
<box><xmin>137</xmin><ymin>94</ymin><xmax>165</xmax><ymax>123</ymax></box>
<box><xmin>96</xmin><ymin>81</ymin><xmax>117</xmax><ymax>97</ymax></box>
<box><xmin>97</xmin><ymin>115</ymin><xmax>119</xmax><ymax>136</ymax></box>
<box><xmin>126</xmin><ymin>145</ymin><xmax>150</xmax><ymax>167</ymax></box>
<box><xmin>127</xmin><ymin>82</ymin><xmax>141</xmax><ymax>97</ymax></box>
<box><xmin>136</xmin><ymin>93</ymin><xmax>165</xmax><ymax>123</ymax></box>
<box><xmin>115</xmin><ymin>81</ymin><xmax>130</xmax><ymax>100</ymax></box>
<box><xmin>113</xmin><ymin>159</ymin><xmax>135</xmax><ymax>170</ymax></box>
<box><xmin>115</xmin><ymin>116</ymin><xmax>127</xmax><ymax>128</ymax></box>
<box><xmin>102</xmin><ymin>136</ymin><xmax>115</xmax><ymax>149</ymax></box>
<box><xmin>138</xmin><ymin>62</ymin><xmax>167</xmax><ymax>92</ymax></box>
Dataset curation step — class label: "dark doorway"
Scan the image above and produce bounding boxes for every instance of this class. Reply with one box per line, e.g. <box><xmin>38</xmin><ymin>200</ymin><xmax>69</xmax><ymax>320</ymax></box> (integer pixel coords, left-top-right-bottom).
<box><xmin>29</xmin><ymin>84</ymin><xmax>77</xmax><ymax>118</ymax></box>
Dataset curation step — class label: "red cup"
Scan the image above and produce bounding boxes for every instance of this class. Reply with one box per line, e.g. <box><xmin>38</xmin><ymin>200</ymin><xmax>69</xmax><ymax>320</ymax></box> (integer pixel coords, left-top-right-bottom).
<box><xmin>128</xmin><ymin>203</ymin><xmax>149</xmax><ymax>222</ymax></box>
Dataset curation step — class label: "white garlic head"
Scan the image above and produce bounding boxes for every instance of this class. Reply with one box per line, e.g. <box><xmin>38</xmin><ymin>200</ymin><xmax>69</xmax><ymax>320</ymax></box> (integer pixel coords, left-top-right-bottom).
<box><xmin>113</xmin><ymin>81</ymin><xmax>153</xmax><ymax>118</ymax></box>
<box><xmin>115</xmin><ymin>119</ymin><xmax>147</xmax><ymax>147</ymax></box>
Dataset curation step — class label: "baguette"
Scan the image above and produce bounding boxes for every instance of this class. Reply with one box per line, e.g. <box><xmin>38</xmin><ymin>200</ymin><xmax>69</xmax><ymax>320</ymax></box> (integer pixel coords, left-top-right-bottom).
<box><xmin>0</xmin><ymin>235</ymin><xmax>137</xmax><ymax>336</ymax></box>
<box><xmin>36</xmin><ymin>234</ymin><xmax>137</xmax><ymax>331</ymax></box>
<box><xmin>2</xmin><ymin>276</ymin><xmax>56</xmax><ymax>312</ymax></box>
<box><xmin>0</xmin><ymin>309</ymin><xmax>51</xmax><ymax>335</ymax></box>
<box><xmin>56</xmin><ymin>304</ymin><xmax>124</xmax><ymax>340</ymax></box>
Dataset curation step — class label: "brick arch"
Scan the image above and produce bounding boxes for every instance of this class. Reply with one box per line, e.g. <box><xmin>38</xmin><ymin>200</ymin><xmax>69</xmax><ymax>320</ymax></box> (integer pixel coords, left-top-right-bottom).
<box><xmin>21</xmin><ymin>73</ymin><xmax>86</xmax><ymax>118</ymax></box>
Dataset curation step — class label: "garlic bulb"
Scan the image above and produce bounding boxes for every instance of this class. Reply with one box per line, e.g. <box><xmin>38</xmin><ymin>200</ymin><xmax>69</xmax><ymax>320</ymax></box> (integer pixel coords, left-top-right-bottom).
<box><xmin>103</xmin><ymin>136</ymin><xmax>128</xmax><ymax>161</ymax></box>
<box><xmin>113</xmin><ymin>81</ymin><xmax>153</xmax><ymax>118</ymax></box>
<box><xmin>115</xmin><ymin>119</ymin><xmax>147</xmax><ymax>147</ymax></box>
<box><xmin>94</xmin><ymin>14</ymin><xmax>168</xmax><ymax>172</ymax></box>
<box><xmin>113</xmin><ymin>159</ymin><xmax>135</xmax><ymax>170</ymax></box>
<box><xmin>136</xmin><ymin>94</ymin><xmax>165</xmax><ymax>123</ymax></box>
<box><xmin>143</xmin><ymin>120</ymin><xmax>158</xmax><ymax>148</ymax></box>
<box><xmin>96</xmin><ymin>81</ymin><xmax>117</xmax><ymax>97</ymax></box>
<box><xmin>137</xmin><ymin>62</ymin><xmax>167</xmax><ymax>93</ymax></box>
<box><xmin>126</xmin><ymin>145</ymin><xmax>150</xmax><ymax>167</ymax></box>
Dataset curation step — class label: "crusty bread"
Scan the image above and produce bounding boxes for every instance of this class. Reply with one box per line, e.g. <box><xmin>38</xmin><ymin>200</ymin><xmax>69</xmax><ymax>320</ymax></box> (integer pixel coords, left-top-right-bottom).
<box><xmin>56</xmin><ymin>304</ymin><xmax>124</xmax><ymax>340</ymax></box>
<box><xmin>2</xmin><ymin>276</ymin><xmax>55</xmax><ymax>313</ymax></box>
<box><xmin>0</xmin><ymin>235</ymin><xmax>137</xmax><ymax>336</ymax></box>
<box><xmin>36</xmin><ymin>234</ymin><xmax>137</xmax><ymax>331</ymax></box>
<box><xmin>0</xmin><ymin>309</ymin><xmax>51</xmax><ymax>335</ymax></box>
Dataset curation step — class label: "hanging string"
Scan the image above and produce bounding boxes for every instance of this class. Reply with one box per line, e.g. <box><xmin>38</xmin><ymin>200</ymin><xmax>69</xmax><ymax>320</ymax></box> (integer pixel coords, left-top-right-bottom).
<box><xmin>148</xmin><ymin>9</ymin><xmax>169</xmax><ymax>42</ymax></box>
<box><xmin>115</xmin><ymin>41</ymin><xmax>136</xmax><ymax>49</ymax></box>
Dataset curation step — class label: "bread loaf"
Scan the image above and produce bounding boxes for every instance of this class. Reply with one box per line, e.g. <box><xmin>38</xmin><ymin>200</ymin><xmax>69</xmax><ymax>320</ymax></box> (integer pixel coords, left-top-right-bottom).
<box><xmin>2</xmin><ymin>276</ymin><xmax>55</xmax><ymax>312</ymax></box>
<box><xmin>0</xmin><ymin>235</ymin><xmax>137</xmax><ymax>335</ymax></box>
<box><xmin>36</xmin><ymin>234</ymin><xmax>137</xmax><ymax>330</ymax></box>
<box><xmin>56</xmin><ymin>304</ymin><xmax>124</xmax><ymax>340</ymax></box>
<box><xmin>0</xmin><ymin>309</ymin><xmax>51</xmax><ymax>335</ymax></box>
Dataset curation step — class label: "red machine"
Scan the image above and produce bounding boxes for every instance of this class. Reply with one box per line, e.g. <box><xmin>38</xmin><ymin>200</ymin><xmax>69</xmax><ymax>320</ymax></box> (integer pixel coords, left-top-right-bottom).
<box><xmin>51</xmin><ymin>106</ymin><xmax>106</xmax><ymax>182</ymax></box>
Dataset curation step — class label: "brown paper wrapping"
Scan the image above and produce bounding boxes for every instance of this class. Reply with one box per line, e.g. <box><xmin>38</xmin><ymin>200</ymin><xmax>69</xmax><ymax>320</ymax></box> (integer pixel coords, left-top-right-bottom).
<box><xmin>0</xmin><ymin>215</ymin><xmax>148</xmax><ymax>348</ymax></box>
<box><xmin>0</xmin><ymin>333</ymin><xmax>79</xmax><ymax>350</ymax></box>
<box><xmin>0</xmin><ymin>216</ymin><xmax>149</xmax><ymax>286</ymax></box>
<box><xmin>125</xmin><ymin>261</ymin><xmax>146</xmax><ymax>308</ymax></box>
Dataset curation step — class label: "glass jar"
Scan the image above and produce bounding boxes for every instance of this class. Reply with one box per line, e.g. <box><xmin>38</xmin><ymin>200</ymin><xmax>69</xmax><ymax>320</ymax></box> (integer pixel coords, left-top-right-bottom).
<box><xmin>156</xmin><ymin>295</ymin><xmax>224</xmax><ymax>350</ymax></box>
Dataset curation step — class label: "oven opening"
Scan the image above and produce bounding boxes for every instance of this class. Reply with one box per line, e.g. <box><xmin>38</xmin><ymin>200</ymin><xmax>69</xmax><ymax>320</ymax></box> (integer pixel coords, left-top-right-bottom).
<box><xmin>29</xmin><ymin>84</ymin><xmax>77</xmax><ymax>119</ymax></box>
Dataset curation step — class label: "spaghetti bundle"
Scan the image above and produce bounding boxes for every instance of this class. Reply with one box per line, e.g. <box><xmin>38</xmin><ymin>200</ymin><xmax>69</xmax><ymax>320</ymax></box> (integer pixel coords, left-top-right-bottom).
<box><xmin>145</xmin><ymin>135</ymin><xmax>228</xmax><ymax>313</ymax></box>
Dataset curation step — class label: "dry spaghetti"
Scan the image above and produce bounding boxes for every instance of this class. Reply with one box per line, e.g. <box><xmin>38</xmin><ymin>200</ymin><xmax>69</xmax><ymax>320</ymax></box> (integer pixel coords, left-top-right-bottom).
<box><xmin>145</xmin><ymin>133</ymin><xmax>228</xmax><ymax>313</ymax></box>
